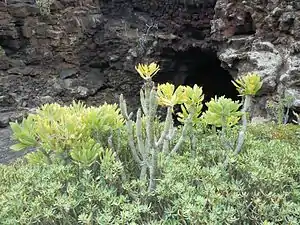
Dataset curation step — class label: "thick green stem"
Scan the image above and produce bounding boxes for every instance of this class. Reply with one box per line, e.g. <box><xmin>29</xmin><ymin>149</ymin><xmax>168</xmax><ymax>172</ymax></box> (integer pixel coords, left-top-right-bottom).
<box><xmin>145</xmin><ymin>88</ymin><xmax>159</xmax><ymax>192</ymax></box>
<box><xmin>136</xmin><ymin>109</ymin><xmax>146</xmax><ymax>160</ymax></box>
<box><xmin>145</xmin><ymin>90</ymin><xmax>155</xmax><ymax>151</ymax></box>
<box><xmin>155</xmin><ymin>107</ymin><xmax>173</xmax><ymax>147</ymax></box>
<box><xmin>148</xmin><ymin>147</ymin><xmax>158</xmax><ymax>192</ymax></box>
<box><xmin>140</xmin><ymin>88</ymin><xmax>148</xmax><ymax>115</ymax></box>
<box><xmin>190</xmin><ymin>134</ymin><xmax>197</xmax><ymax>157</ymax></box>
<box><xmin>140</xmin><ymin>164</ymin><xmax>147</xmax><ymax>181</ymax></box>
<box><xmin>235</xmin><ymin>95</ymin><xmax>251</xmax><ymax>154</ymax></box>
<box><xmin>162</xmin><ymin>140</ymin><xmax>169</xmax><ymax>154</ymax></box>
<box><xmin>119</xmin><ymin>94</ymin><xmax>131</xmax><ymax>120</ymax></box>
<box><xmin>119</xmin><ymin>94</ymin><xmax>142</xmax><ymax>165</ymax></box>
<box><xmin>169</xmin><ymin>115</ymin><xmax>192</xmax><ymax>156</ymax></box>
<box><xmin>126</xmin><ymin>121</ymin><xmax>142</xmax><ymax>164</ymax></box>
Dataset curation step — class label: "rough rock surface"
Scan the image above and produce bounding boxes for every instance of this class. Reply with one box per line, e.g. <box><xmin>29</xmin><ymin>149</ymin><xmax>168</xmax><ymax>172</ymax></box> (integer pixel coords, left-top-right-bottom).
<box><xmin>211</xmin><ymin>0</ymin><xmax>300</xmax><ymax>117</ymax></box>
<box><xmin>0</xmin><ymin>0</ymin><xmax>216</xmax><ymax>162</ymax></box>
<box><xmin>1</xmin><ymin>0</ymin><xmax>300</xmax><ymax>162</ymax></box>
<box><xmin>0</xmin><ymin>128</ymin><xmax>24</xmax><ymax>164</ymax></box>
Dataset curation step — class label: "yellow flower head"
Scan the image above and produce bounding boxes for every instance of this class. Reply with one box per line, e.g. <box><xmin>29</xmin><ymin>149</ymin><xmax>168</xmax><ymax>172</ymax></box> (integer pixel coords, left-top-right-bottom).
<box><xmin>157</xmin><ymin>83</ymin><xmax>186</xmax><ymax>107</ymax></box>
<box><xmin>135</xmin><ymin>62</ymin><xmax>160</xmax><ymax>80</ymax></box>
<box><xmin>232</xmin><ymin>73</ymin><xmax>263</xmax><ymax>96</ymax></box>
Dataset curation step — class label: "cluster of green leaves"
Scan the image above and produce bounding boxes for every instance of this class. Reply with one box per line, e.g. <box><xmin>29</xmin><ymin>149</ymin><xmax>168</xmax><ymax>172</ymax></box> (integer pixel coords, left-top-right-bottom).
<box><xmin>232</xmin><ymin>72</ymin><xmax>262</xmax><ymax>96</ymax></box>
<box><xmin>3</xmin><ymin>63</ymin><xmax>300</xmax><ymax>224</ymax></box>
<box><xmin>0</xmin><ymin>160</ymin><xmax>150</xmax><ymax>224</ymax></box>
<box><xmin>201</xmin><ymin>96</ymin><xmax>242</xmax><ymax>128</ymax></box>
<box><xmin>156</xmin><ymin>128</ymin><xmax>300</xmax><ymax>224</ymax></box>
<box><xmin>10</xmin><ymin>101</ymin><xmax>125</xmax><ymax>166</ymax></box>
<box><xmin>247</xmin><ymin>123</ymin><xmax>300</xmax><ymax>146</ymax></box>
<box><xmin>175</xmin><ymin>84</ymin><xmax>204</xmax><ymax>124</ymax></box>
<box><xmin>1</xmin><ymin>123</ymin><xmax>299</xmax><ymax>224</ymax></box>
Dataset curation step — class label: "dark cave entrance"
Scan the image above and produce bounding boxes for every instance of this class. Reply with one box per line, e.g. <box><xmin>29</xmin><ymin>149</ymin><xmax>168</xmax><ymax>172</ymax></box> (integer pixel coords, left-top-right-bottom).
<box><xmin>154</xmin><ymin>47</ymin><xmax>241</xmax><ymax>114</ymax></box>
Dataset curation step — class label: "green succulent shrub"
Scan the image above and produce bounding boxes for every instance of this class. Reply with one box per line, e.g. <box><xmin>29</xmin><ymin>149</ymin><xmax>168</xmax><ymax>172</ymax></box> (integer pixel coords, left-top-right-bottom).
<box><xmin>3</xmin><ymin>62</ymin><xmax>300</xmax><ymax>224</ymax></box>
<box><xmin>0</xmin><ymin>160</ymin><xmax>149</xmax><ymax>225</ymax></box>
<box><xmin>1</xmin><ymin>128</ymin><xmax>299</xmax><ymax>224</ymax></box>
<box><xmin>201</xmin><ymin>96</ymin><xmax>242</xmax><ymax>128</ymax></box>
<box><xmin>9</xmin><ymin>101</ymin><xmax>125</xmax><ymax>166</ymax></box>
<box><xmin>157</xmin><ymin>133</ymin><xmax>300</xmax><ymax>224</ymax></box>
<box><xmin>120</xmin><ymin>63</ymin><xmax>205</xmax><ymax>192</ymax></box>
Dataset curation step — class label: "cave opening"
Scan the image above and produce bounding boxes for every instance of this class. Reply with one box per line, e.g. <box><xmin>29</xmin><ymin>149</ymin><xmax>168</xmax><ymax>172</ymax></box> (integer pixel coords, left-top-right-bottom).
<box><xmin>154</xmin><ymin>47</ymin><xmax>241</xmax><ymax>115</ymax></box>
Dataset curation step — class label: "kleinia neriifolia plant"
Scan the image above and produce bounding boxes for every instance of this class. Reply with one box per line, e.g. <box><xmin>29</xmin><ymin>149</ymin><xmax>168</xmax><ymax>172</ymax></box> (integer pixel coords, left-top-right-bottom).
<box><xmin>232</xmin><ymin>72</ymin><xmax>262</xmax><ymax>154</ymax></box>
<box><xmin>119</xmin><ymin>62</ymin><xmax>204</xmax><ymax>192</ymax></box>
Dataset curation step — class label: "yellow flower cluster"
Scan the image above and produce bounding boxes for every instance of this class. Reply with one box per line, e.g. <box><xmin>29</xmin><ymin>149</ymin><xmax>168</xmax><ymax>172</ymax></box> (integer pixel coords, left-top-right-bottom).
<box><xmin>135</xmin><ymin>62</ymin><xmax>204</xmax><ymax>111</ymax></box>
<box><xmin>135</xmin><ymin>62</ymin><xmax>160</xmax><ymax>81</ymax></box>
<box><xmin>232</xmin><ymin>73</ymin><xmax>262</xmax><ymax>96</ymax></box>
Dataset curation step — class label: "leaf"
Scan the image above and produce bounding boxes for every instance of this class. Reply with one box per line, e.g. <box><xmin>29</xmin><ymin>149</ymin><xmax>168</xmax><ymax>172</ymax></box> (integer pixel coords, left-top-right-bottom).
<box><xmin>202</xmin><ymin>96</ymin><xmax>242</xmax><ymax>127</ymax></box>
<box><xmin>232</xmin><ymin>73</ymin><xmax>262</xmax><ymax>96</ymax></box>
<box><xmin>10</xmin><ymin>143</ymin><xmax>28</xmax><ymax>151</ymax></box>
<box><xmin>135</xmin><ymin>62</ymin><xmax>160</xmax><ymax>80</ymax></box>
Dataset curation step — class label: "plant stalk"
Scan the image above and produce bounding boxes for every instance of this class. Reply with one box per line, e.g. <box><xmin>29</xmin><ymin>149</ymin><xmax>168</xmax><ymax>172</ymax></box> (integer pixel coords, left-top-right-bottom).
<box><xmin>235</xmin><ymin>95</ymin><xmax>251</xmax><ymax>154</ymax></box>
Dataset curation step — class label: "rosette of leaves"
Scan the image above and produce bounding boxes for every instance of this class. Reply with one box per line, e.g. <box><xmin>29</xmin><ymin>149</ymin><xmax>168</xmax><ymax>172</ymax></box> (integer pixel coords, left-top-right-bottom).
<box><xmin>202</xmin><ymin>96</ymin><xmax>242</xmax><ymax>128</ymax></box>
<box><xmin>176</xmin><ymin>84</ymin><xmax>204</xmax><ymax>124</ymax></box>
<box><xmin>232</xmin><ymin>73</ymin><xmax>263</xmax><ymax>154</ymax></box>
<box><xmin>156</xmin><ymin>83</ymin><xmax>186</xmax><ymax>107</ymax></box>
<box><xmin>135</xmin><ymin>62</ymin><xmax>160</xmax><ymax>81</ymax></box>
<box><xmin>70</xmin><ymin>138</ymin><xmax>103</xmax><ymax>166</ymax></box>
<box><xmin>232</xmin><ymin>72</ymin><xmax>262</xmax><ymax>96</ymax></box>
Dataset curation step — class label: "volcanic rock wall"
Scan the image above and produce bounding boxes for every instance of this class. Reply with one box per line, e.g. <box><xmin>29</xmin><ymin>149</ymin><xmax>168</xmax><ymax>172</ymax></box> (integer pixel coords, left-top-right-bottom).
<box><xmin>0</xmin><ymin>0</ymin><xmax>216</xmax><ymax>162</ymax></box>
<box><xmin>0</xmin><ymin>0</ymin><xmax>300</xmax><ymax>162</ymax></box>
<box><xmin>0</xmin><ymin>0</ymin><xmax>216</xmax><ymax>125</ymax></box>
<box><xmin>212</xmin><ymin>0</ymin><xmax>300</xmax><ymax>117</ymax></box>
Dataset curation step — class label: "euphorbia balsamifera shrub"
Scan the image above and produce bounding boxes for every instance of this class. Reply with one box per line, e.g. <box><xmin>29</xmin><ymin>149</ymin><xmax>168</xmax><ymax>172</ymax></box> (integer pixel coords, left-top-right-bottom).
<box><xmin>9</xmin><ymin>101</ymin><xmax>125</xmax><ymax>166</ymax></box>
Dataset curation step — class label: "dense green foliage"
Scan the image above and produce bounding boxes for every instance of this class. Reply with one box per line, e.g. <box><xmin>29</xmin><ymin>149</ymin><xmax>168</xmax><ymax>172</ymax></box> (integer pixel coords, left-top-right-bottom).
<box><xmin>9</xmin><ymin>101</ymin><xmax>125</xmax><ymax>166</ymax></box>
<box><xmin>1</xmin><ymin>125</ymin><xmax>299</xmax><ymax>224</ymax></box>
<box><xmin>1</xmin><ymin>64</ymin><xmax>300</xmax><ymax>224</ymax></box>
